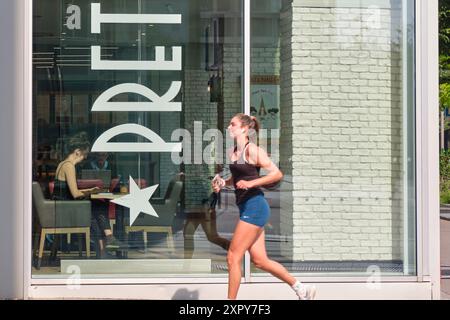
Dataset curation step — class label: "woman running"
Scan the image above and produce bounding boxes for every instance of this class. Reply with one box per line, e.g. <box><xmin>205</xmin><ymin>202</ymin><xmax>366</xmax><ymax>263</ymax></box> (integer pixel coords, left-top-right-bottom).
<box><xmin>212</xmin><ymin>113</ymin><xmax>316</xmax><ymax>300</ymax></box>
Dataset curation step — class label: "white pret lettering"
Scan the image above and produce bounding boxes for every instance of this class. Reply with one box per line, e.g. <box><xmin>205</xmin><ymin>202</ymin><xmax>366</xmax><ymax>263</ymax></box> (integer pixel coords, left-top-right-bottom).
<box><xmin>91</xmin><ymin>46</ymin><xmax>182</xmax><ymax>71</ymax></box>
<box><xmin>90</xmin><ymin>4</ymin><xmax>183</xmax><ymax>155</ymax></box>
<box><xmin>91</xmin><ymin>124</ymin><xmax>182</xmax><ymax>153</ymax></box>
<box><xmin>91</xmin><ymin>3</ymin><xmax>181</xmax><ymax>34</ymax></box>
<box><xmin>92</xmin><ymin>82</ymin><xmax>182</xmax><ymax>112</ymax></box>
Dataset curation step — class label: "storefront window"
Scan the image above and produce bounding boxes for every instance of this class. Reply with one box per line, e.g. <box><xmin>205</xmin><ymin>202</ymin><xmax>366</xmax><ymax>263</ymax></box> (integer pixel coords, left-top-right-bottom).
<box><xmin>32</xmin><ymin>0</ymin><xmax>243</xmax><ymax>278</ymax></box>
<box><xmin>32</xmin><ymin>0</ymin><xmax>416</xmax><ymax>280</ymax></box>
<box><xmin>250</xmin><ymin>0</ymin><xmax>416</xmax><ymax>276</ymax></box>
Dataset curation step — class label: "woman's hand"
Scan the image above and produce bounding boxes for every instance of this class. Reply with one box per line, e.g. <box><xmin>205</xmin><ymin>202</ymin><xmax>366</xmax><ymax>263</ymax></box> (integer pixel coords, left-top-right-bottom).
<box><xmin>86</xmin><ymin>186</ymin><xmax>101</xmax><ymax>194</ymax></box>
<box><xmin>212</xmin><ymin>175</ymin><xmax>225</xmax><ymax>193</ymax></box>
<box><xmin>212</xmin><ymin>183</ymin><xmax>221</xmax><ymax>193</ymax></box>
<box><xmin>235</xmin><ymin>180</ymin><xmax>254</xmax><ymax>190</ymax></box>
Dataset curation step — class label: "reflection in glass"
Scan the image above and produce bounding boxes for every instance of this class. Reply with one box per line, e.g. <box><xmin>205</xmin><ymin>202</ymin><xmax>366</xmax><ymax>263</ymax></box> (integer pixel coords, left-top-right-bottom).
<box><xmin>32</xmin><ymin>0</ymin><xmax>243</xmax><ymax>278</ymax></box>
<box><xmin>250</xmin><ymin>0</ymin><xmax>416</xmax><ymax>276</ymax></box>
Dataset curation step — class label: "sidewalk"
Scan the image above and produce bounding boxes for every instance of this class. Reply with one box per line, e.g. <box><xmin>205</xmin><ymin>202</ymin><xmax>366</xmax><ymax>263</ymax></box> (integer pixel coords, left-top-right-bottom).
<box><xmin>441</xmin><ymin>207</ymin><xmax>450</xmax><ymax>299</ymax></box>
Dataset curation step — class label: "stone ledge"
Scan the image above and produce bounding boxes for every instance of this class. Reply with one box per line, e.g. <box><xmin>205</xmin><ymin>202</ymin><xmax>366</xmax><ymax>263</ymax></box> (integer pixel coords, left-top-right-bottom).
<box><xmin>61</xmin><ymin>259</ymin><xmax>212</xmax><ymax>275</ymax></box>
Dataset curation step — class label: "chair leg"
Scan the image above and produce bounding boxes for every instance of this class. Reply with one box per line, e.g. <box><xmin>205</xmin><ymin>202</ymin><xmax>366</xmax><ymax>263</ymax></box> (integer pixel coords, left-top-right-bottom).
<box><xmin>50</xmin><ymin>234</ymin><xmax>58</xmax><ymax>260</ymax></box>
<box><xmin>143</xmin><ymin>231</ymin><xmax>148</xmax><ymax>250</ymax></box>
<box><xmin>78</xmin><ymin>234</ymin><xmax>83</xmax><ymax>257</ymax></box>
<box><xmin>167</xmin><ymin>228</ymin><xmax>174</xmax><ymax>252</ymax></box>
<box><xmin>85</xmin><ymin>228</ymin><xmax>91</xmax><ymax>259</ymax></box>
<box><xmin>110</xmin><ymin>219</ymin><xmax>115</xmax><ymax>235</ymax></box>
<box><xmin>124</xmin><ymin>228</ymin><xmax>130</xmax><ymax>240</ymax></box>
<box><xmin>37</xmin><ymin>229</ymin><xmax>47</xmax><ymax>270</ymax></box>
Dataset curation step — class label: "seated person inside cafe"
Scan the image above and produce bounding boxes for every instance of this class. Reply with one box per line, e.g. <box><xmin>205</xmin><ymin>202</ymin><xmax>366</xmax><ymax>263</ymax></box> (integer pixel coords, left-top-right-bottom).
<box><xmin>86</xmin><ymin>151</ymin><xmax>110</xmax><ymax>171</ymax></box>
<box><xmin>82</xmin><ymin>151</ymin><xmax>123</xmax><ymax>193</ymax></box>
<box><xmin>53</xmin><ymin>132</ymin><xmax>124</xmax><ymax>258</ymax></box>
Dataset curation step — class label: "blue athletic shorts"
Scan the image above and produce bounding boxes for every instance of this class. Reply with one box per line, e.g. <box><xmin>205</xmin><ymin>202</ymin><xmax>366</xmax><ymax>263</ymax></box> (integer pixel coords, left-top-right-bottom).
<box><xmin>238</xmin><ymin>194</ymin><xmax>270</xmax><ymax>227</ymax></box>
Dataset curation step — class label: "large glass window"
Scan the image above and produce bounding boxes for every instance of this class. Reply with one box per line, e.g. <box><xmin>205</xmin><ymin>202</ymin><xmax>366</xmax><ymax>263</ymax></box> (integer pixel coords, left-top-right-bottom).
<box><xmin>250</xmin><ymin>0</ymin><xmax>416</xmax><ymax>276</ymax></box>
<box><xmin>32</xmin><ymin>0</ymin><xmax>416</xmax><ymax>280</ymax></box>
<box><xmin>32</xmin><ymin>0</ymin><xmax>242</xmax><ymax>278</ymax></box>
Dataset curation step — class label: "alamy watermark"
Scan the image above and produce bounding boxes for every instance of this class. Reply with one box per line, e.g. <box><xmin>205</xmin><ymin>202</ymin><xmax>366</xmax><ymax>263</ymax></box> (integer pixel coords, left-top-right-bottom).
<box><xmin>170</xmin><ymin>121</ymin><xmax>280</xmax><ymax>166</ymax></box>
<box><xmin>366</xmin><ymin>265</ymin><xmax>382</xmax><ymax>290</ymax></box>
<box><xmin>65</xmin><ymin>265</ymin><xmax>81</xmax><ymax>290</ymax></box>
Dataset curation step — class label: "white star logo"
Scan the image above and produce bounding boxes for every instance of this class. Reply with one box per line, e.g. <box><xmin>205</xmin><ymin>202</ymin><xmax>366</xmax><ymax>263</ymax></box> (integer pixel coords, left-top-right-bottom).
<box><xmin>111</xmin><ymin>176</ymin><xmax>159</xmax><ymax>226</ymax></box>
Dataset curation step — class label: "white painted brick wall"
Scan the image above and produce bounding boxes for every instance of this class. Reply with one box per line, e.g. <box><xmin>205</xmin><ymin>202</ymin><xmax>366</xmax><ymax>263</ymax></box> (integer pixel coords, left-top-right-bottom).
<box><xmin>280</xmin><ymin>5</ymin><xmax>295</xmax><ymax>259</ymax></box>
<box><xmin>280</xmin><ymin>5</ymin><xmax>404</xmax><ymax>261</ymax></box>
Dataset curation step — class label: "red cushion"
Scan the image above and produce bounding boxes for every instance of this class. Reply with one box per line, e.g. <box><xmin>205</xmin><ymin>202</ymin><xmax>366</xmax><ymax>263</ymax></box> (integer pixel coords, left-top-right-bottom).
<box><xmin>77</xmin><ymin>179</ymin><xmax>104</xmax><ymax>189</ymax></box>
<box><xmin>108</xmin><ymin>202</ymin><xmax>116</xmax><ymax>219</ymax></box>
<box><xmin>49</xmin><ymin>181</ymin><xmax>55</xmax><ymax>195</ymax></box>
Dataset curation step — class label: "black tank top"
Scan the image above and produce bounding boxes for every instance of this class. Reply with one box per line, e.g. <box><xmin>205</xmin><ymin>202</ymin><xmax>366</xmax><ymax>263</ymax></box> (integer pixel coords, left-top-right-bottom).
<box><xmin>52</xmin><ymin>161</ymin><xmax>76</xmax><ymax>200</ymax></box>
<box><xmin>229</xmin><ymin>142</ymin><xmax>264</xmax><ymax>205</ymax></box>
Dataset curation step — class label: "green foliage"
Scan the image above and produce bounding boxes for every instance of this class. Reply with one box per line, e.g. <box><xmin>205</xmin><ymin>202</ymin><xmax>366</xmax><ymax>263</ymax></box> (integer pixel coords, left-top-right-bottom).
<box><xmin>440</xmin><ymin>0</ymin><xmax>450</xmax><ymax>85</ymax></box>
<box><xmin>441</xmin><ymin>149</ymin><xmax>450</xmax><ymax>182</ymax></box>
<box><xmin>440</xmin><ymin>83</ymin><xmax>450</xmax><ymax>110</ymax></box>
<box><xmin>441</xmin><ymin>189</ymin><xmax>450</xmax><ymax>204</ymax></box>
<box><xmin>440</xmin><ymin>55</ymin><xmax>450</xmax><ymax>83</ymax></box>
<box><xmin>440</xmin><ymin>0</ymin><xmax>450</xmax><ymax>55</ymax></box>
<box><xmin>440</xmin><ymin>150</ymin><xmax>450</xmax><ymax>203</ymax></box>
<box><xmin>440</xmin><ymin>1</ymin><xmax>450</xmax><ymax>148</ymax></box>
